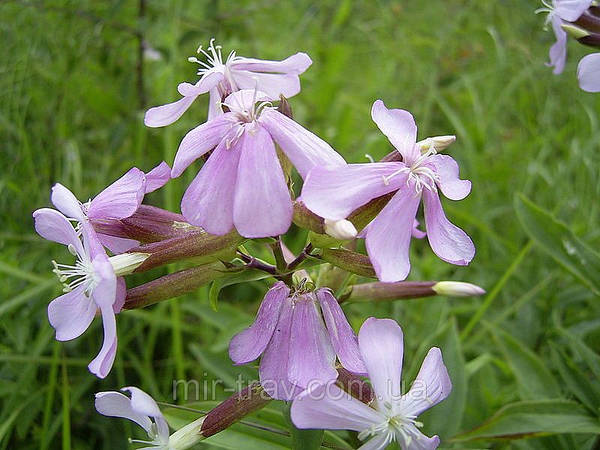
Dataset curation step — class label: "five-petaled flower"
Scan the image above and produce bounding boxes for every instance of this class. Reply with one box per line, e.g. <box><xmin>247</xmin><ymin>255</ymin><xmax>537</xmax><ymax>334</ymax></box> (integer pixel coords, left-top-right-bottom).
<box><xmin>229</xmin><ymin>281</ymin><xmax>366</xmax><ymax>400</ymax></box>
<box><xmin>170</xmin><ymin>89</ymin><xmax>346</xmax><ymax>238</ymax></box>
<box><xmin>144</xmin><ymin>38</ymin><xmax>312</xmax><ymax>125</ymax></box>
<box><xmin>302</xmin><ymin>99</ymin><xmax>475</xmax><ymax>282</ymax></box>
<box><xmin>291</xmin><ymin>317</ymin><xmax>452</xmax><ymax>450</ymax></box>
<box><xmin>33</xmin><ymin>208</ymin><xmax>125</xmax><ymax>378</ymax></box>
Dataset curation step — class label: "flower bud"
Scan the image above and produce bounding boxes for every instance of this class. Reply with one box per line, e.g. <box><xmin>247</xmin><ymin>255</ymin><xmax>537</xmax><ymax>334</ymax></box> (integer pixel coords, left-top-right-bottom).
<box><xmin>324</xmin><ymin>219</ymin><xmax>357</xmax><ymax>240</ymax></box>
<box><xmin>341</xmin><ymin>281</ymin><xmax>436</xmax><ymax>303</ymax></box>
<box><xmin>109</xmin><ymin>252</ymin><xmax>150</xmax><ymax>276</ymax></box>
<box><xmin>168</xmin><ymin>417</ymin><xmax>206</xmax><ymax>449</ymax></box>
<box><xmin>432</xmin><ymin>281</ymin><xmax>486</xmax><ymax>297</ymax></box>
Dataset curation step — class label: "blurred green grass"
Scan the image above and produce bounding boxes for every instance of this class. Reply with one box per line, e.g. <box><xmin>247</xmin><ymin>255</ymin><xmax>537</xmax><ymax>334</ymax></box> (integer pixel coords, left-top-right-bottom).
<box><xmin>1</xmin><ymin>0</ymin><xmax>599</xmax><ymax>449</ymax></box>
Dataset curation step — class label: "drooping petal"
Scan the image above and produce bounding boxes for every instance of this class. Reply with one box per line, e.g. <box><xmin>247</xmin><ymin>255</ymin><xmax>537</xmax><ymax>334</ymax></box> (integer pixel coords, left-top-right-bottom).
<box><xmin>97</xmin><ymin>233</ymin><xmax>140</xmax><ymax>254</ymax></box>
<box><xmin>87</xmin><ymin>302</ymin><xmax>118</xmax><ymax>378</ymax></box>
<box><xmin>577</xmin><ymin>53</ymin><xmax>600</xmax><ymax>92</ymax></box>
<box><xmin>233</xmin><ymin>124</ymin><xmax>293</xmax><ymax>238</ymax></box>
<box><xmin>51</xmin><ymin>183</ymin><xmax>84</xmax><ymax>220</ymax></box>
<box><xmin>371</xmin><ymin>100</ymin><xmax>419</xmax><ymax>164</ymax></box>
<box><xmin>259</xmin><ymin>297</ymin><xmax>303</xmax><ymax>401</ymax></box>
<box><xmin>229</xmin><ymin>282</ymin><xmax>289</xmax><ymax>364</ymax></box>
<box><xmin>113</xmin><ymin>277</ymin><xmax>127</xmax><ymax>314</ymax></box>
<box><xmin>231</xmin><ymin>53</ymin><xmax>312</xmax><ymax>73</ymax></box>
<box><xmin>358</xmin><ymin>318</ymin><xmax>404</xmax><ymax>412</ymax></box>
<box><xmin>87</xmin><ymin>168</ymin><xmax>146</xmax><ymax>220</ymax></box>
<box><xmin>547</xmin><ymin>16</ymin><xmax>567</xmax><ymax>75</ymax></box>
<box><xmin>48</xmin><ymin>285</ymin><xmax>96</xmax><ymax>341</ymax></box>
<box><xmin>301</xmin><ymin>163</ymin><xmax>406</xmax><ymax>220</ymax></box>
<box><xmin>291</xmin><ymin>382</ymin><xmax>384</xmax><ymax>432</ymax></box>
<box><xmin>426</xmin><ymin>155</ymin><xmax>471</xmax><ymax>201</ymax></box>
<box><xmin>207</xmin><ymin>87</ymin><xmax>223</xmax><ymax>120</ymax></box>
<box><xmin>171</xmin><ymin>113</ymin><xmax>237</xmax><ymax>177</ymax></box>
<box><xmin>144</xmin><ymin>72</ymin><xmax>224</xmax><ymax>127</ymax></box>
<box><xmin>144</xmin><ymin>161</ymin><xmax>171</xmax><ymax>193</ymax></box>
<box><xmin>288</xmin><ymin>294</ymin><xmax>338</xmax><ymax>389</ymax></box>
<box><xmin>95</xmin><ymin>391</ymin><xmax>153</xmax><ymax>433</ymax></box>
<box><xmin>399</xmin><ymin>347</ymin><xmax>452</xmax><ymax>418</ymax></box>
<box><xmin>33</xmin><ymin>208</ymin><xmax>84</xmax><ymax>254</ymax></box>
<box><xmin>554</xmin><ymin>0</ymin><xmax>592</xmax><ymax>22</ymax></box>
<box><xmin>232</xmin><ymin>70</ymin><xmax>302</xmax><ymax>99</ymax></box>
<box><xmin>180</xmin><ymin>136</ymin><xmax>241</xmax><ymax>235</ymax></box>
<box><xmin>398</xmin><ymin>432</ymin><xmax>440</xmax><ymax>450</ymax></box>
<box><xmin>317</xmin><ymin>289</ymin><xmax>367</xmax><ymax>375</ymax></box>
<box><xmin>363</xmin><ymin>184</ymin><xmax>421</xmax><ymax>282</ymax></box>
<box><xmin>259</xmin><ymin>108</ymin><xmax>346</xmax><ymax>178</ymax></box>
<box><xmin>422</xmin><ymin>189</ymin><xmax>475</xmax><ymax>266</ymax></box>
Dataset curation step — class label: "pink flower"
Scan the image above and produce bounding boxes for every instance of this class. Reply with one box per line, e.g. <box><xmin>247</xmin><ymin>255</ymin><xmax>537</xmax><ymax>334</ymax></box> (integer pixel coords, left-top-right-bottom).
<box><xmin>50</xmin><ymin>162</ymin><xmax>170</xmax><ymax>253</ymax></box>
<box><xmin>171</xmin><ymin>89</ymin><xmax>345</xmax><ymax>238</ymax></box>
<box><xmin>229</xmin><ymin>282</ymin><xmax>366</xmax><ymax>400</ymax></box>
<box><xmin>32</xmin><ymin>208</ymin><xmax>124</xmax><ymax>378</ymax></box>
<box><xmin>144</xmin><ymin>39</ymin><xmax>312</xmax><ymax>125</ymax></box>
<box><xmin>291</xmin><ymin>318</ymin><xmax>452</xmax><ymax>450</ymax></box>
<box><xmin>577</xmin><ymin>52</ymin><xmax>600</xmax><ymax>91</ymax></box>
<box><xmin>302</xmin><ymin>100</ymin><xmax>475</xmax><ymax>282</ymax></box>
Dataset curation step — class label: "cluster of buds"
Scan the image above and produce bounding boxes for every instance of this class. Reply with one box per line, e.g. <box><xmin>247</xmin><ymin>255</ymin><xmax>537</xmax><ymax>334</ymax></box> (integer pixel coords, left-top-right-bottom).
<box><xmin>34</xmin><ymin>39</ymin><xmax>486</xmax><ymax>449</ymax></box>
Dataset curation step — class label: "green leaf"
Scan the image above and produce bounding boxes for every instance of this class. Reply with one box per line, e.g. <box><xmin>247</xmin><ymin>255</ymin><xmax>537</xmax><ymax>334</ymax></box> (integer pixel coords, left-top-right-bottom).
<box><xmin>452</xmin><ymin>400</ymin><xmax>600</xmax><ymax>442</ymax></box>
<box><xmin>550</xmin><ymin>343</ymin><xmax>600</xmax><ymax>415</ymax></box>
<box><xmin>208</xmin><ymin>268</ymin><xmax>274</xmax><ymax>311</ymax></box>
<box><xmin>421</xmin><ymin>319</ymin><xmax>466</xmax><ymax>440</ymax></box>
<box><xmin>557</xmin><ymin>327</ymin><xmax>600</xmax><ymax>379</ymax></box>
<box><xmin>491</xmin><ymin>326</ymin><xmax>561</xmax><ymax>399</ymax></box>
<box><xmin>515</xmin><ymin>194</ymin><xmax>600</xmax><ymax>295</ymax></box>
<box><xmin>291</xmin><ymin>428</ymin><xmax>324</xmax><ymax>450</ymax></box>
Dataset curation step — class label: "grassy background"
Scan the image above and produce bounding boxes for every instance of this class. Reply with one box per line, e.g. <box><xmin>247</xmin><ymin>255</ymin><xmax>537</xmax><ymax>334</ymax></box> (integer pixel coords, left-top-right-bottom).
<box><xmin>1</xmin><ymin>0</ymin><xmax>599</xmax><ymax>448</ymax></box>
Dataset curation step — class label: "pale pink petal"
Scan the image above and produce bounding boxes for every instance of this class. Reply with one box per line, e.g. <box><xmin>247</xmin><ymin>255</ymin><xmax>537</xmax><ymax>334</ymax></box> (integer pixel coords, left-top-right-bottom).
<box><xmin>555</xmin><ymin>0</ymin><xmax>592</xmax><ymax>21</ymax></box>
<box><xmin>578</xmin><ymin>53</ymin><xmax>600</xmax><ymax>92</ymax></box>
<box><xmin>87</xmin><ymin>302</ymin><xmax>117</xmax><ymax>378</ymax></box>
<box><xmin>371</xmin><ymin>100</ymin><xmax>419</xmax><ymax>164</ymax></box>
<box><xmin>358</xmin><ymin>318</ymin><xmax>404</xmax><ymax>411</ymax></box>
<box><xmin>412</xmin><ymin>219</ymin><xmax>426</xmax><ymax>239</ymax></box>
<box><xmin>144</xmin><ymin>72</ymin><xmax>223</xmax><ymax>127</ymax></box>
<box><xmin>95</xmin><ymin>391</ymin><xmax>152</xmax><ymax>433</ymax></box>
<box><xmin>399</xmin><ymin>433</ymin><xmax>440</xmax><ymax>450</ymax></box>
<box><xmin>51</xmin><ymin>183</ymin><xmax>84</xmax><ymax>220</ymax></box>
<box><xmin>229</xmin><ymin>282</ymin><xmax>289</xmax><ymax>364</ymax></box>
<box><xmin>288</xmin><ymin>294</ymin><xmax>337</xmax><ymax>389</ymax></box>
<box><xmin>113</xmin><ymin>277</ymin><xmax>126</xmax><ymax>314</ymax></box>
<box><xmin>357</xmin><ymin>434</ymin><xmax>391</xmax><ymax>450</ymax></box>
<box><xmin>290</xmin><ymin>382</ymin><xmax>383</xmax><ymax>431</ymax></box>
<box><xmin>144</xmin><ymin>161</ymin><xmax>171</xmax><ymax>193</ymax></box>
<box><xmin>301</xmin><ymin>163</ymin><xmax>406</xmax><ymax>220</ymax></box>
<box><xmin>33</xmin><ymin>208</ymin><xmax>84</xmax><ymax>253</ymax></box>
<box><xmin>180</xmin><ymin>137</ymin><xmax>241</xmax><ymax>235</ymax></box>
<box><xmin>233</xmin><ymin>125</ymin><xmax>292</xmax><ymax>238</ymax></box>
<box><xmin>207</xmin><ymin>87</ymin><xmax>223</xmax><ymax>120</ymax></box>
<box><xmin>259</xmin><ymin>109</ymin><xmax>346</xmax><ymax>178</ymax></box>
<box><xmin>97</xmin><ymin>233</ymin><xmax>139</xmax><ymax>254</ymax></box>
<box><xmin>88</xmin><ymin>168</ymin><xmax>145</xmax><ymax>220</ymax></box>
<box><xmin>317</xmin><ymin>289</ymin><xmax>367</xmax><ymax>375</ymax></box>
<box><xmin>232</xmin><ymin>70</ymin><xmax>302</xmax><ymax>99</ymax></box>
<box><xmin>48</xmin><ymin>285</ymin><xmax>96</xmax><ymax>341</ymax></box>
<box><xmin>399</xmin><ymin>347</ymin><xmax>452</xmax><ymax>417</ymax></box>
<box><xmin>171</xmin><ymin>113</ymin><xmax>237</xmax><ymax>178</ymax></box>
<box><xmin>423</xmin><ymin>189</ymin><xmax>475</xmax><ymax>266</ymax></box>
<box><xmin>82</xmin><ymin>221</ymin><xmax>110</xmax><ymax>261</ymax></box>
<box><xmin>427</xmin><ymin>154</ymin><xmax>471</xmax><ymax>201</ymax></box>
<box><xmin>363</xmin><ymin>184</ymin><xmax>421</xmax><ymax>282</ymax></box>
<box><xmin>121</xmin><ymin>386</ymin><xmax>162</xmax><ymax>418</ymax></box>
<box><xmin>231</xmin><ymin>53</ymin><xmax>312</xmax><ymax>73</ymax></box>
<box><xmin>259</xmin><ymin>297</ymin><xmax>303</xmax><ymax>400</ymax></box>
<box><xmin>547</xmin><ymin>16</ymin><xmax>567</xmax><ymax>75</ymax></box>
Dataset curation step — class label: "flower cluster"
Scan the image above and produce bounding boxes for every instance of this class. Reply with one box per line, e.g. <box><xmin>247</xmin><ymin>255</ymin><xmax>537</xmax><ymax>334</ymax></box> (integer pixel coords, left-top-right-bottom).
<box><xmin>33</xmin><ymin>39</ymin><xmax>485</xmax><ymax>449</ymax></box>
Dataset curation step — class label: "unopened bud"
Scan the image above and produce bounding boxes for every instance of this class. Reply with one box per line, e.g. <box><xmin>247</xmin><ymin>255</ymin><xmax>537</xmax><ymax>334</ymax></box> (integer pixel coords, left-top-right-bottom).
<box><xmin>109</xmin><ymin>252</ymin><xmax>150</xmax><ymax>276</ymax></box>
<box><xmin>341</xmin><ymin>281</ymin><xmax>436</xmax><ymax>303</ymax></box>
<box><xmin>168</xmin><ymin>416</ymin><xmax>206</xmax><ymax>449</ymax></box>
<box><xmin>432</xmin><ymin>281</ymin><xmax>486</xmax><ymax>297</ymax></box>
<box><xmin>324</xmin><ymin>219</ymin><xmax>357</xmax><ymax>240</ymax></box>
<box><xmin>561</xmin><ymin>23</ymin><xmax>591</xmax><ymax>39</ymax></box>
<box><xmin>417</xmin><ymin>135</ymin><xmax>456</xmax><ymax>152</ymax></box>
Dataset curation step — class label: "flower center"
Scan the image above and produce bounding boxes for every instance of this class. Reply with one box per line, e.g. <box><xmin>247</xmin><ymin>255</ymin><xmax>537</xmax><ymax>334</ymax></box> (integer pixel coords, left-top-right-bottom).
<box><xmin>381</xmin><ymin>144</ymin><xmax>439</xmax><ymax>195</ymax></box>
<box><xmin>358</xmin><ymin>410</ymin><xmax>424</xmax><ymax>448</ymax></box>
<box><xmin>52</xmin><ymin>250</ymin><xmax>98</xmax><ymax>295</ymax></box>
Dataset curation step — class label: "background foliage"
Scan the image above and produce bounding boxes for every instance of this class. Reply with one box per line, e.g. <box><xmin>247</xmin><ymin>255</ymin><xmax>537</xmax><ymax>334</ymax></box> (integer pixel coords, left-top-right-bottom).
<box><xmin>1</xmin><ymin>0</ymin><xmax>599</xmax><ymax>449</ymax></box>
